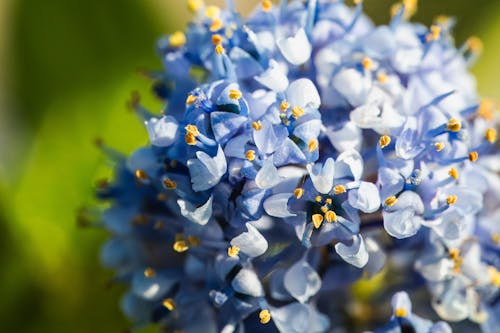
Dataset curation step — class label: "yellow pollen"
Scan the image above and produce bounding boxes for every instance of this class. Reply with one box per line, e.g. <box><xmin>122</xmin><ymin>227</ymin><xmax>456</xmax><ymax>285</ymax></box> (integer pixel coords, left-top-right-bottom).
<box><xmin>163</xmin><ymin>298</ymin><xmax>176</xmax><ymax>311</ymax></box>
<box><xmin>394</xmin><ymin>308</ymin><xmax>407</xmax><ymax>318</ymax></box>
<box><xmin>245</xmin><ymin>150</ymin><xmax>256</xmax><ymax>161</ymax></box>
<box><xmin>354</xmin><ymin>0</ymin><xmax>363</xmax><ymax>4</ymax></box>
<box><xmin>187</xmin><ymin>236</ymin><xmax>200</xmax><ymax>246</ymax></box>
<box><xmin>385</xmin><ymin>196</ymin><xmax>398</xmax><ymax>207</ymax></box>
<box><xmin>229</xmin><ymin>89</ymin><xmax>242</xmax><ymax>100</ymax></box>
<box><xmin>215</xmin><ymin>44</ymin><xmax>225</xmax><ymax>54</ymax></box>
<box><xmin>486</xmin><ymin>128</ymin><xmax>497</xmax><ymax>143</ymax></box>
<box><xmin>144</xmin><ymin>268</ymin><xmax>156</xmax><ymax>278</ymax></box>
<box><xmin>210</xmin><ymin>18</ymin><xmax>223</xmax><ymax>32</ymax></box>
<box><xmin>449</xmin><ymin>248</ymin><xmax>460</xmax><ymax>260</ymax></box>
<box><xmin>185</xmin><ymin>124</ymin><xmax>200</xmax><ymax>136</ymax></box>
<box><xmin>315</xmin><ymin>196</ymin><xmax>322</xmax><ymax>203</ymax></box>
<box><xmin>448</xmin><ymin>168</ymin><xmax>459</xmax><ymax>180</ymax></box>
<box><xmin>163</xmin><ymin>178</ymin><xmax>177</xmax><ymax>190</ymax></box>
<box><xmin>434</xmin><ymin>142</ymin><xmax>445</xmax><ymax>152</ymax></box>
<box><xmin>491</xmin><ymin>233</ymin><xmax>500</xmax><ymax>245</ymax></box>
<box><xmin>446</xmin><ymin>195</ymin><xmax>457</xmax><ymax>205</ymax></box>
<box><xmin>312</xmin><ymin>214</ymin><xmax>324</xmax><ymax>229</ymax></box>
<box><xmin>466</xmin><ymin>36</ymin><xmax>483</xmax><ymax>54</ymax></box>
<box><xmin>186</xmin><ymin>94</ymin><xmax>197</xmax><ymax>105</ymax></box>
<box><xmin>280</xmin><ymin>101</ymin><xmax>290</xmax><ymax>112</ymax></box>
<box><xmin>169</xmin><ymin>31</ymin><xmax>187</xmax><ymax>48</ymax></box>
<box><xmin>211</xmin><ymin>34</ymin><xmax>223</xmax><ymax>45</ymax></box>
<box><xmin>320</xmin><ymin>205</ymin><xmax>329</xmax><ymax>213</ymax></box>
<box><xmin>377</xmin><ymin>73</ymin><xmax>388</xmax><ymax>83</ymax></box>
<box><xmin>325</xmin><ymin>210</ymin><xmax>337</xmax><ymax>223</ymax></box>
<box><xmin>488</xmin><ymin>266</ymin><xmax>500</xmax><ymax>287</ymax></box>
<box><xmin>252</xmin><ymin>121</ymin><xmax>262</xmax><ymax>131</ymax></box>
<box><xmin>325</xmin><ymin>198</ymin><xmax>332</xmax><ymax>205</ymax></box>
<box><xmin>446</xmin><ymin>118</ymin><xmax>461</xmax><ymax>132</ymax></box>
<box><xmin>157</xmin><ymin>193</ymin><xmax>168</xmax><ymax>201</ymax></box>
<box><xmin>477</xmin><ymin>99</ymin><xmax>495</xmax><ymax>120</ymax></box>
<box><xmin>185</xmin><ymin>133</ymin><xmax>197</xmax><ymax>145</ymax></box>
<box><xmin>173</xmin><ymin>239</ymin><xmax>189</xmax><ymax>253</ymax></box>
<box><xmin>259</xmin><ymin>309</ymin><xmax>271</xmax><ymax>324</ymax></box>
<box><xmin>205</xmin><ymin>5</ymin><xmax>221</xmax><ymax>19</ymax></box>
<box><xmin>187</xmin><ymin>0</ymin><xmax>204</xmax><ymax>12</ymax></box>
<box><xmin>135</xmin><ymin>169</ymin><xmax>148</xmax><ymax>181</ymax></box>
<box><xmin>403</xmin><ymin>0</ymin><xmax>418</xmax><ymax>16</ymax></box>
<box><xmin>308</xmin><ymin>139</ymin><xmax>318</xmax><ymax>152</ymax></box>
<box><xmin>361</xmin><ymin>57</ymin><xmax>374</xmax><ymax>70</ymax></box>
<box><xmin>262</xmin><ymin>0</ymin><xmax>273</xmax><ymax>12</ymax></box>
<box><xmin>333</xmin><ymin>185</ymin><xmax>347</xmax><ymax>195</ymax></box>
<box><xmin>379</xmin><ymin>135</ymin><xmax>391</xmax><ymax>148</ymax></box>
<box><xmin>291</xmin><ymin>106</ymin><xmax>305</xmax><ymax>119</ymax></box>
<box><xmin>427</xmin><ymin>25</ymin><xmax>441</xmax><ymax>42</ymax></box>
<box><xmin>294</xmin><ymin>188</ymin><xmax>304</xmax><ymax>199</ymax></box>
<box><xmin>227</xmin><ymin>245</ymin><xmax>240</xmax><ymax>257</ymax></box>
<box><xmin>469</xmin><ymin>151</ymin><xmax>479</xmax><ymax>162</ymax></box>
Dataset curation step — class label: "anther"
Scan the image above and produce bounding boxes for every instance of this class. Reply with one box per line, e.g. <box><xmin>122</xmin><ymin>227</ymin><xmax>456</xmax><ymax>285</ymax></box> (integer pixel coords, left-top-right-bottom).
<box><xmin>169</xmin><ymin>31</ymin><xmax>186</xmax><ymax>47</ymax></box>
<box><xmin>187</xmin><ymin>0</ymin><xmax>204</xmax><ymax>12</ymax></box>
<box><xmin>448</xmin><ymin>167</ymin><xmax>459</xmax><ymax>179</ymax></box>
<box><xmin>446</xmin><ymin>195</ymin><xmax>457</xmax><ymax>205</ymax></box>
<box><xmin>379</xmin><ymin>135</ymin><xmax>391</xmax><ymax>148</ymax></box>
<box><xmin>163</xmin><ymin>178</ymin><xmax>177</xmax><ymax>190</ymax></box>
<box><xmin>135</xmin><ymin>169</ymin><xmax>148</xmax><ymax>181</ymax></box>
<box><xmin>252</xmin><ymin>121</ymin><xmax>262</xmax><ymax>131</ymax></box>
<box><xmin>385</xmin><ymin>196</ymin><xmax>398</xmax><ymax>207</ymax></box>
<box><xmin>245</xmin><ymin>150</ymin><xmax>256</xmax><ymax>161</ymax></box>
<box><xmin>144</xmin><ymin>268</ymin><xmax>156</xmax><ymax>278</ymax></box>
<box><xmin>211</xmin><ymin>34</ymin><xmax>223</xmax><ymax>45</ymax></box>
<box><xmin>466</xmin><ymin>36</ymin><xmax>483</xmax><ymax>54</ymax></box>
<box><xmin>185</xmin><ymin>133</ymin><xmax>197</xmax><ymax>145</ymax></box>
<box><xmin>229</xmin><ymin>89</ymin><xmax>242</xmax><ymax>100</ymax></box>
<box><xmin>173</xmin><ymin>234</ymin><xmax>189</xmax><ymax>253</ymax></box>
<box><xmin>291</xmin><ymin>106</ymin><xmax>304</xmax><ymax>119</ymax></box>
<box><xmin>294</xmin><ymin>188</ymin><xmax>304</xmax><ymax>199</ymax></box>
<box><xmin>259</xmin><ymin>309</ymin><xmax>271</xmax><ymax>324</ymax></box>
<box><xmin>215</xmin><ymin>44</ymin><xmax>225</xmax><ymax>54</ymax></box>
<box><xmin>377</xmin><ymin>73</ymin><xmax>388</xmax><ymax>84</ymax></box>
<box><xmin>163</xmin><ymin>298</ymin><xmax>176</xmax><ymax>311</ymax></box>
<box><xmin>185</xmin><ymin>124</ymin><xmax>199</xmax><ymax>136</ymax></box>
<box><xmin>186</xmin><ymin>94</ymin><xmax>197</xmax><ymax>105</ymax></box>
<box><xmin>333</xmin><ymin>185</ymin><xmax>347</xmax><ymax>195</ymax></box>
<box><xmin>427</xmin><ymin>25</ymin><xmax>441</xmax><ymax>42</ymax></box>
<box><xmin>308</xmin><ymin>139</ymin><xmax>318</xmax><ymax>152</ymax></box>
<box><xmin>434</xmin><ymin>142</ymin><xmax>445</xmax><ymax>152</ymax></box>
<box><xmin>227</xmin><ymin>245</ymin><xmax>240</xmax><ymax>257</ymax></box>
<box><xmin>394</xmin><ymin>308</ymin><xmax>407</xmax><ymax>318</ymax></box>
<box><xmin>486</xmin><ymin>128</ymin><xmax>497</xmax><ymax>143</ymax></box>
<box><xmin>361</xmin><ymin>57</ymin><xmax>374</xmax><ymax>71</ymax></box>
<box><xmin>315</xmin><ymin>196</ymin><xmax>322</xmax><ymax>203</ymax></box>
<box><xmin>477</xmin><ymin>99</ymin><xmax>495</xmax><ymax>121</ymax></box>
<box><xmin>325</xmin><ymin>210</ymin><xmax>337</xmax><ymax>223</ymax></box>
<box><xmin>261</xmin><ymin>0</ymin><xmax>272</xmax><ymax>12</ymax></box>
<box><xmin>210</xmin><ymin>18</ymin><xmax>223</xmax><ymax>32</ymax></box>
<box><xmin>312</xmin><ymin>214</ymin><xmax>324</xmax><ymax>229</ymax></box>
<box><xmin>469</xmin><ymin>151</ymin><xmax>478</xmax><ymax>162</ymax></box>
<box><xmin>280</xmin><ymin>101</ymin><xmax>290</xmax><ymax>112</ymax></box>
<box><xmin>446</xmin><ymin>118</ymin><xmax>461</xmax><ymax>132</ymax></box>
<box><xmin>205</xmin><ymin>5</ymin><xmax>221</xmax><ymax>19</ymax></box>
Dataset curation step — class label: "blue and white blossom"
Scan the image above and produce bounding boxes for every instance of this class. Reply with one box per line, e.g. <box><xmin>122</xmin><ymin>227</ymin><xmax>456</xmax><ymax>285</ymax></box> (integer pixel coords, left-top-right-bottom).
<box><xmin>93</xmin><ymin>1</ymin><xmax>500</xmax><ymax>332</ymax></box>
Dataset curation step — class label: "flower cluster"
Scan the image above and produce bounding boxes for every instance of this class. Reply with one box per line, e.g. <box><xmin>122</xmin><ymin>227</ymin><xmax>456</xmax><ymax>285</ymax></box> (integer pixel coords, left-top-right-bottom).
<box><xmin>93</xmin><ymin>0</ymin><xmax>500</xmax><ymax>332</ymax></box>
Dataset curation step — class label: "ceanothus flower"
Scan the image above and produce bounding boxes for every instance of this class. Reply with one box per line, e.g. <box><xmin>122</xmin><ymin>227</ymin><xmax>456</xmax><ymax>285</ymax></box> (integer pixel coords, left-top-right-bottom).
<box><xmin>90</xmin><ymin>0</ymin><xmax>500</xmax><ymax>332</ymax></box>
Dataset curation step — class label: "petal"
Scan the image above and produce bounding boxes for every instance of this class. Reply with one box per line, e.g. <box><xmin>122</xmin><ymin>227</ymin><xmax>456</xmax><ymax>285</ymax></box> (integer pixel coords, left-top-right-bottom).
<box><xmin>383</xmin><ymin>208</ymin><xmax>421</xmax><ymax>239</ymax></box>
<box><xmin>286</xmin><ymin>78</ymin><xmax>321</xmax><ymax>109</ymax></box>
<box><xmin>255</xmin><ymin>59</ymin><xmax>289</xmax><ymax>92</ymax></box>
<box><xmin>307</xmin><ymin>158</ymin><xmax>335</xmax><ymax>194</ymax></box>
<box><xmin>334</xmin><ymin>234</ymin><xmax>369</xmax><ymax>268</ymax></box>
<box><xmin>348</xmin><ymin>181</ymin><xmax>381</xmax><ymax>213</ymax></box>
<box><xmin>277</xmin><ymin>28</ymin><xmax>312</xmax><ymax>66</ymax></box>
<box><xmin>325</xmin><ymin>121</ymin><xmax>362</xmax><ymax>153</ymax></box>
<box><xmin>132</xmin><ymin>271</ymin><xmax>177</xmax><ymax>301</ymax></box>
<box><xmin>391</xmin><ymin>291</ymin><xmax>412</xmax><ymax>315</ymax></box>
<box><xmin>255</xmin><ymin>158</ymin><xmax>282</xmax><ymax>189</ymax></box>
<box><xmin>145</xmin><ymin>116</ymin><xmax>178</xmax><ymax>147</ymax></box>
<box><xmin>230</xmin><ymin>223</ymin><xmax>268</xmax><ymax>258</ymax></box>
<box><xmin>177</xmin><ymin>196</ymin><xmax>213</xmax><ymax>225</ymax></box>
<box><xmin>188</xmin><ymin>146</ymin><xmax>227</xmax><ymax>191</ymax></box>
<box><xmin>271</xmin><ymin>303</ymin><xmax>329</xmax><ymax>333</ymax></box>
<box><xmin>284</xmin><ymin>260</ymin><xmax>322</xmax><ymax>303</ymax></box>
<box><xmin>210</xmin><ymin>112</ymin><xmax>247</xmax><ymax>145</ymax></box>
<box><xmin>332</xmin><ymin>68</ymin><xmax>370</xmax><ymax>107</ymax></box>
<box><xmin>335</xmin><ymin>149</ymin><xmax>363</xmax><ymax>181</ymax></box>
<box><xmin>231</xmin><ymin>268</ymin><xmax>264</xmax><ymax>297</ymax></box>
<box><xmin>263</xmin><ymin>193</ymin><xmax>296</xmax><ymax>218</ymax></box>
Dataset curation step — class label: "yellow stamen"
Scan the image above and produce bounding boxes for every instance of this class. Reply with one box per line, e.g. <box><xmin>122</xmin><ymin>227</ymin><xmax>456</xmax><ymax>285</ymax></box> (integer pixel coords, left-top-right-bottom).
<box><xmin>280</xmin><ymin>101</ymin><xmax>290</xmax><ymax>112</ymax></box>
<box><xmin>354</xmin><ymin>0</ymin><xmax>363</xmax><ymax>4</ymax></box>
<box><xmin>488</xmin><ymin>266</ymin><xmax>500</xmax><ymax>287</ymax></box>
<box><xmin>466</xmin><ymin>36</ymin><xmax>483</xmax><ymax>54</ymax></box>
<box><xmin>448</xmin><ymin>248</ymin><xmax>462</xmax><ymax>273</ymax></box>
<box><xmin>227</xmin><ymin>245</ymin><xmax>240</xmax><ymax>257</ymax></box>
<box><xmin>186</xmin><ymin>94</ymin><xmax>197</xmax><ymax>105</ymax></box>
<box><xmin>291</xmin><ymin>106</ymin><xmax>304</xmax><ymax>119</ymax></box>
<box><xmin>449</xmin><ymin>248</ymin><xmax>460</xmax><ymax>260</ymax></box>
<box><xmin>469</xmin><ymin>151</ymin><xmax>478</xmax><ymax>162</ymax></box>
<box><xmin>185</xmin><ymin>124</ymin><xmax>200</xmax><ymax>136</ymax></box>
<box><xmin>188</xmin><ymin>0</ymin><xmax>204</xmax><ymax>12</ymax></box>
<box><xmin>486</xmin><ymin>128</ymin><xmax>497</xmax><ymax>143</ymax></box>
<box><xmin>377</xmin><ymin>73</ymin><xmax>388</xmax><ymax>84</ymax></box>
<box><xmin>205</xmin><ymin>5</ymin><xmax>221</xmax><ymax>19</ymax></box>
<box><xmin>135</xmin><ymin>169</ymin><xmax>148</xmax><ymax>181</ymax></box>
<box><xmin>144</xmin><ymin>268</ymin><xmax>156</xmax><ymax>278</ymax></box>
<box><xmin>477</xmin><ymin>99</ymin><xmax>495</xmax><ymax>121</ymax></box>
<box><xmin>308</xmin><ymin>139</ymin><xmax>318</xmax><ymax>152</ymax></box>
<box><xmin>173</xmin><ymin>237</ymin><xmax>189</xmax><ymax>253</ymax></box>
<box><xmin>403</xmin><ymin>0</ymin><xmax>418</xmax><ymax>17</ymax></box>
<box><xmin>446</xmin><ymin>195</ymin><xmax>457</xmax><ymax>205</ymax></box>
<box><xmin>315</xmin><ymin>196</ymin><xmax>322</xmax><ymax>203</ymax></box>
<box><xmin>294</xmin><ymin>188</ymin><xmax>304</xmax><ymax>199</ymax></box>
<box><xmin>185</xmin><ymin>133</ymin><xmax>197</xmax><ymax>145</ymax></box>
<box><xmin>261</xmin><ymin>0</ymin><xmax>272</xmax><ymax>12</ymax></box>
<box><xmin>229</xmin><ymin>89</ymin><xmax>242</xmax><ymax>100</ymax></box>
<box><xmin>379</xmin><ymin>135</ymin><xmax>391</xmax><ymax>148</ymax></box>
<box><xmin>325</xmin><ymin>210</ymin><xmax>337</xmax><ymax>223</ymax></box>
<box><xmin>320</xmin><ymin>205</ymin><xmax>328</xmax><ymax>213</ymax></box>
<box><xmin>157</xmin><ymin>193</ymin><xmax>168</xmax><ymax>201</ymax></box>
<box><xmin>491</xmin><ymin>233</ymin><xmax>500</xmax><ymax>245</ymax></box>
<box><xmin>211</xmin><ymin>34</ymin><xmax>223</xmax><ymax>45</ymax></box>
<box><xmin>259</xmin><ymin>309</ymin><xmax>271</xmax><ymax>324</ymax></box>
<box><xmin>361</xmin><ymin>57</ymin><xmax>374</xmax><ymax>71</ymax></box>
<box><xmin>169</xmin><ymin>31</ymin><xmax>187</xmax><ymax>48</ymax></box>
<box><xmin>427</xmin><ymin>25</ymin><xmax>441</xmax><ymax>42</ymax></box>
<box><xmin>325</xmin><ymin>198</ymin><xmax>332</xmax><ymax>205</ymax></box>
<box><xmin>215</xmin><ymin>44</ymin><xmax>225</xmax><ymax>54</ymax></box>
<box><xmin>333</xmin><ymin>185</ymin><xmax>347</xmax><ymax>195</ymax></box>
<box><xmin>312</xmin><ymin>214</ymin><xmax>324</xmax><ymax>229</ymax></box>
<box><xmin>394</xmin><ymin>308</ymin><xmax>407</xmax><ymax>318</ymax></box>
<box><xmin>163</xmin><ymin>298</ymin><xmax>176</xmax><ymax>311</ymax></box>
<box><xmin>446</xmin><ymin>118</ymin><xmax>461</xmax><ymax>132</ymax></box>
<box><xmin>448</xmin><ymin>167</ymin><xmax>459</xmax><ymax>180</ymax></box>
<box><xmin>163</xmin><ymin>178</ymin><xmax>177</xmax><ymax>190</ymax></box>
<box><xmin>252</xmin><ymin>121</ymin><xmax>262</xmax><ymax>131</ymax></box>
<box><xmin>245</xmin><ymin>150</ymin><xmax>256</xmax><ymax>161</ymax></box>
<box><xmin>434</xmin><ymin>142</ymin><xmax>445</xmax><ymax>152</ymax></box>
<box><xmin>210</xmin><ymin>18</ymin><xmax>223</xmax><ymax>32</ymax></box>
<box><xmin>385</xmin><ymin>196</ymin><xmax>398</xmax><ymax>207</ymax></box>
<box><xmin>187</xmin><ymin>236</ymin><xmax>200</xmax><ymax>246</ymax></box>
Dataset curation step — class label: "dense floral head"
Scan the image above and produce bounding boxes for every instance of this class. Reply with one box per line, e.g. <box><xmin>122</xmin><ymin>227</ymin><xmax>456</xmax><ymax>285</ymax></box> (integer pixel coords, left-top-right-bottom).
<box><xmin>92</xmin><ymin>0</ymin><xmax>500</xmax><ymax>332</ymax></box>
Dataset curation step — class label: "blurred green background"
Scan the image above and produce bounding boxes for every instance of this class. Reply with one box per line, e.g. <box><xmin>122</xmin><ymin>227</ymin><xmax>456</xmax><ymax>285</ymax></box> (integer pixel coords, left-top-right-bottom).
<box><xmin>0</xmin><ymin>1</ymin><xmax>499</xmax><ymax>332</ymax></box>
